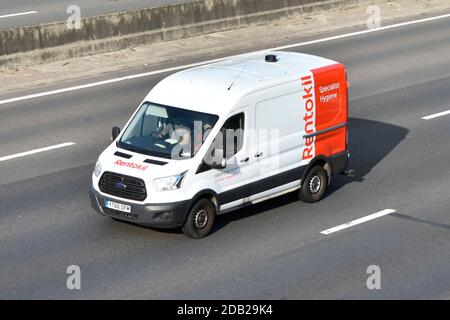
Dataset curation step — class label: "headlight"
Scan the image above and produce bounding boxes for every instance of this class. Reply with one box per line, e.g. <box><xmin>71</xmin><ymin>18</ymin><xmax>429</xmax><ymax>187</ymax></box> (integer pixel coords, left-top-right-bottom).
<box><xmin>153</xmin><ymin>172</ymin><xmax>186</xmax><ymax>191</ymax></box>
<box><xmin>94</xmin><ymin>160</ymin><xmax>102</xmax><ymax>177</ymax></box>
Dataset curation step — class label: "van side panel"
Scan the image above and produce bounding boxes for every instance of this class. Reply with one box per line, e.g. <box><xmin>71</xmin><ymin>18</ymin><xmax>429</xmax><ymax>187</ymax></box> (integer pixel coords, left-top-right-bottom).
<box><xmin>311</xmin><ymin>64</ymin><xmax>348</xmax><ymax>158</ymax></box>
<box><xmin>246</xmin><ymin>82</ymin><xmax>308</xmax><ymax>203</ymax></box>
<box><xmin>254</xmin><ymin>82</ymin><xmax>307</xmax><ymax>173</ymax></box>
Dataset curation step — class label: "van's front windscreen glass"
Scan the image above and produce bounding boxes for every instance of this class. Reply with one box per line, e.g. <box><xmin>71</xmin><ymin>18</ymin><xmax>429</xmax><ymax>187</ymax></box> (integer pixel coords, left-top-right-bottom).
<box><xmin>118</xmin><ymin>102</ymin><xmax>219</xmax><ymax>159</ymax></box>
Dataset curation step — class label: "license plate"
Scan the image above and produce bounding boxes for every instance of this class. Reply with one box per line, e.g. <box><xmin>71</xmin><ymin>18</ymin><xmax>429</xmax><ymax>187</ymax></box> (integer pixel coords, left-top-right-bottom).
<box><xmin>105</xmin><ymin>200</ymin><xmax>131</xmax><ymax>213</ymax></box>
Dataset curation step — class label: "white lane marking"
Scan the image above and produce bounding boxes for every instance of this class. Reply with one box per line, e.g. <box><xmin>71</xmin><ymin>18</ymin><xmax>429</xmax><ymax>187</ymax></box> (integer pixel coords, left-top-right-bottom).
<box><xmin>0</xmin><ymin>142</ymin><xmax>75</xmax><ymax>162</ymax></box>
<box><xmin>320</xmin><ymin>209</ymin><xmax>397</xmax><ymax>235</ymax></box>
<box><xmin>0</xmin><ymin>11</ymin><xmax>37</xmax><ymax>19</ymax></box>
<box><xmin>1</xmin><ymin>13</ymin><xmax>450</xmax><ymax>106</ymax></box>
<box><xmin>268</xmin><ymin>12</ymin><xmax>450</xmax><ymax>51</ymax></box>
<box><xmin>421</xmin><ymin>110</ymin><xmax>450</xmax><ymax>120</ymax></box>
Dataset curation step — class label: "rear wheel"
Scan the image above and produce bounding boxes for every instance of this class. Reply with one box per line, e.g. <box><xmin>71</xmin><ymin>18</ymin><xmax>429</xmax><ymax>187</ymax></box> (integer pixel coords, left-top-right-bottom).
<box><xmin>182</xmin><ymin>198</ymin><xmax>216</xmax><ymax>239</ymax></box>
<box><xmin>299</xmin><ymin>165</ymin><xmax>328</xmax><ymax>203</ymax></box>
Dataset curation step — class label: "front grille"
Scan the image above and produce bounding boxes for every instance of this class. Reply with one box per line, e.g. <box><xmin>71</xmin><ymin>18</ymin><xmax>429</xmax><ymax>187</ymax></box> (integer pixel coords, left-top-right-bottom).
<box><xmin>99</xmin><ymin>172</ymin><xmax>147</xmax><ymax>201</ymax></box>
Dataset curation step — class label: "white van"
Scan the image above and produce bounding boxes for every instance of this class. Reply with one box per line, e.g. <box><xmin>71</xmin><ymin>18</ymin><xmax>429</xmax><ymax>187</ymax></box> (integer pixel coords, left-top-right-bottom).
<box><xmin>90</xmin><ymin>51</ymin><xmax>351</xmax><ymax>238</ymax></box>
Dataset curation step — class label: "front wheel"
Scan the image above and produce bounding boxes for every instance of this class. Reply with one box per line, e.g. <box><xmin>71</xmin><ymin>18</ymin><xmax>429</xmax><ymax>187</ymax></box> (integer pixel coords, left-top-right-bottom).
<box><xmin>299</xmin><ymin>165</ymin><xmax>328</xmax><ymax>203</ymax></box>
<box><xmin>182</xmin><ymin>198</ymin><xmax>216</xmax><ymax>239</ymax></box>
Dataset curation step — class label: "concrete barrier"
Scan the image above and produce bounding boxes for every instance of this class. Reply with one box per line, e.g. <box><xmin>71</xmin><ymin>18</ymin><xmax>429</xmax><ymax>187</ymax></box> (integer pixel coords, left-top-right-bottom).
<box><xmin>0</xmin><ymin>0</ymin><xmax>358</xmax><ymax>67</ymax></box>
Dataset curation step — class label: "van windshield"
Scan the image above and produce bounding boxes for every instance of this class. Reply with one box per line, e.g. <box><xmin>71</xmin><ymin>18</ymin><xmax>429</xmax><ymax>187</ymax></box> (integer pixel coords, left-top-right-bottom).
<box><xmin>118</xmin><ymin>102</ymin><xmax>219</xmax><ymax>160</ymax></box>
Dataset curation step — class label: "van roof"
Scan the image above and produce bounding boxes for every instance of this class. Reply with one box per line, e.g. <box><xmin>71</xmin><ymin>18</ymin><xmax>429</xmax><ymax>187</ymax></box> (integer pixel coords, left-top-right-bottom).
<box><xmin>145</xmin><ymin>51</ymin><xmax>338</xmax><ymax>116</ymax></box>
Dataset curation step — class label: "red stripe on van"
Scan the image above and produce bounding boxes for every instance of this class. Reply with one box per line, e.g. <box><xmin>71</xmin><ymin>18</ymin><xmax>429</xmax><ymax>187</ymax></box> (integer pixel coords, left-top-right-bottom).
<box><xmin>311</xmin><ymin>64</ymin><xmax>348</xmax><ymax>157</ymax></box>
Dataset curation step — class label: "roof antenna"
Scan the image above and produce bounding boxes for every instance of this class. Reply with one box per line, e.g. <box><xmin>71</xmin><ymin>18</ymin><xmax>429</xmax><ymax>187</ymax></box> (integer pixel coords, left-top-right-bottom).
<box><xmin>227</xmin><ymin>64</ymin><xmax>248</xmax><ymax>91</ymax></box>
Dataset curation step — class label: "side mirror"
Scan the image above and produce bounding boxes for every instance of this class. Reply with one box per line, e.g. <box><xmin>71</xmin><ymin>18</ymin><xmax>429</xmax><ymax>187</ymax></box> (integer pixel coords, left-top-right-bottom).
<box><xmin>210</xmin><ymin>158</ymin><xmax>227</xmax><ymax>170</ymax></box>
<box><xmin>112</xmin><ymin>127</ymin><xmax>121</xmax><ymax>141</ymax></box>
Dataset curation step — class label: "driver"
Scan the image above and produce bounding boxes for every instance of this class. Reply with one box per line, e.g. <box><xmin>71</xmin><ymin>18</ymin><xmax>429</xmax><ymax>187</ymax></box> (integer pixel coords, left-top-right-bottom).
<box><xmin>158</xmin><ymin>116</ymin><xmax>191</xmax><ymax>147</ymax></box>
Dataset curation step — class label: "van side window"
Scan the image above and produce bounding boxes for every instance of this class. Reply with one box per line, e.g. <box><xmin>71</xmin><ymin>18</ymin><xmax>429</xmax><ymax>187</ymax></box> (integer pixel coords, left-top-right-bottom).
<box><xmin>222</xmin><ymin>113</ymin><xmax>245</xmax><ymax>159</ymax></box>
<box><xmin>198</xmin><ymin>113</ymin><xmax>245</xmax><ymax>174</ymax></box>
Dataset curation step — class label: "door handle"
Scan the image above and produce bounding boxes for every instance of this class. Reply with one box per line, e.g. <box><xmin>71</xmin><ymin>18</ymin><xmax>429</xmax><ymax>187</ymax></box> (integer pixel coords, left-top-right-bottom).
<box><xmin>254</xmin><ymin>152</ymin><xmax>263</xmax><ymax>158</ymax></box>
<box><xmin>240</xmin><ymin>157</ymin><xmax>249</xmax><ymax>163</ymax></box>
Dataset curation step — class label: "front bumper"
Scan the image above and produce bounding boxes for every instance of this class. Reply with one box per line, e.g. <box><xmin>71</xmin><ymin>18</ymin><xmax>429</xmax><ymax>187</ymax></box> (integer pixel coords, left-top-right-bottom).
<box><xmin>89</xmin><ymin>187</ymin><xmax>189</xmax><ymax>229</ymax></box>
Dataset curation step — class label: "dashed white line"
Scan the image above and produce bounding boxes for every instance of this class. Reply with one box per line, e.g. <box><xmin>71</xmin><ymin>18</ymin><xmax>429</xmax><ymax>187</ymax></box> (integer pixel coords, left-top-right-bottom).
<box><xmin>0</xmin><ymin>13</ymin><xmax>450</xmax><ymax>106</ymax></box>
<box><xmin>421</xmin><ymin>110</ymin><xmax>450</xmax><ymax>120</ymax></box>
<box><xmin>0</xmin><ymin>11</ymin><xmax>37</xmax><ymax>19</ymax></box>
<box><xmin>320</xmin><ymin>209</ymin><xmax>397</xmax><ymax>235</ymax></box>
<box><xmin>0</xmin><ymin>142</ymin><xmax>75</xmax><ymax>163</ymax></box>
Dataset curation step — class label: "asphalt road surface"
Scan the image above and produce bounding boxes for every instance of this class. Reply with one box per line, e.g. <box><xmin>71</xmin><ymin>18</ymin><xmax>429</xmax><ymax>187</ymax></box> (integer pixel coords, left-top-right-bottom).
<box><xmin>1</xmin><ymin>14</ymin><xmax>450</xmax><ymax>299</ymax></box>
<box><xmin>0</xmin><ymin>0</ymin><xmax>189</xmax><ymax>29</ymax></box>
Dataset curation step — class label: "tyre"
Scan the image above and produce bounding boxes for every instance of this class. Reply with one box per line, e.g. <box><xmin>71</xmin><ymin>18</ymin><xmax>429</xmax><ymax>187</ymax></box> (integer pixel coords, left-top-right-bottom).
<box><xmin>299</xmin><ymin>165</ymin><xmax>328</xmax><ymax>203</ymax></box>
<box><xmin>182</xmin><ymin>198</ymin><xmax>216</xmax><ymax>239</ymax></box>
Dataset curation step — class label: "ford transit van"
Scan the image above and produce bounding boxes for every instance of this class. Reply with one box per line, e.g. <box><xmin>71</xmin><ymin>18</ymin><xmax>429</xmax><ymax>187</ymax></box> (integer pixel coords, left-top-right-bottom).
<box><xmin>90</xmin><ymin>51</ymin><xmax>351</xmax><ymax>238</ymax></box>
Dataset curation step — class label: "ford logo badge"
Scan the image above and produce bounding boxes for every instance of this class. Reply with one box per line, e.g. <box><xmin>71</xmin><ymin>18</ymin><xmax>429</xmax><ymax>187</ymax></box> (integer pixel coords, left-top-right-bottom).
<box><xmin>114</xmin><ymin>182</ymin><xmax>127</xmax><ymax>190</ymax></box>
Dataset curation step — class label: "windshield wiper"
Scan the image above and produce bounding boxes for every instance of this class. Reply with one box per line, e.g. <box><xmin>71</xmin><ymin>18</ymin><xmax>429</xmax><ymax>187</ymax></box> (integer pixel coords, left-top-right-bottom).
<box><xmin>118</xmin><ymin>143</ymin><xmax>151</xmax><ymax>155</ymax></box>
<box><xmin>118</xmin><ymin>141</ymin><xmax>172</xmax><ymax>159</ymax></box>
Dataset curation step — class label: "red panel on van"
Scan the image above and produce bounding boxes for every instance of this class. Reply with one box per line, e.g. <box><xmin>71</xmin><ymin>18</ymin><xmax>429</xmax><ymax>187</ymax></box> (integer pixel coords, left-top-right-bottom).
<box><xmin>311</xmin><ymin>64</ymin><xmax>348</xmax><ymax>157</ymax></box>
